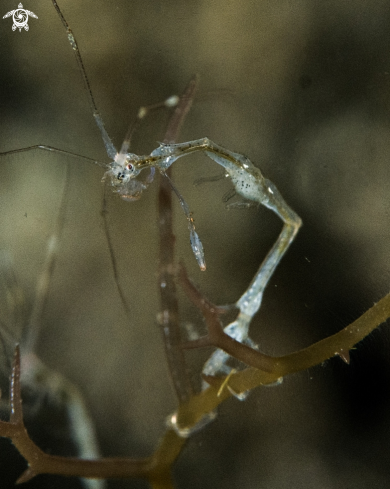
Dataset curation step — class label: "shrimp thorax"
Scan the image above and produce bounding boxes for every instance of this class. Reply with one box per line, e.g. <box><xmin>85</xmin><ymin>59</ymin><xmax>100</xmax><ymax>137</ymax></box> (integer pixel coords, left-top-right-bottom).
<box><xmin>103</xmin><ymin>153</ymin><xmax>152</xmax><ymax>201</ymax></box>
<box><xmin>107</xmin><ymin>152</ymin><xmax>141</xmax><ymax>185</ymax></box>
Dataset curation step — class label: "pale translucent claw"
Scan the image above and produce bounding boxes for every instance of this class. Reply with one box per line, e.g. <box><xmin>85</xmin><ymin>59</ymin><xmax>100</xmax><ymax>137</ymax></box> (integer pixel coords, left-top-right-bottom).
<box><xmin>161</xmin><ymin>171</ymin><xmax>206</xmax><ymax>270</ymax></box>
<box><xmin>189</xmin><ymin>229</ymin><xmax>206</xmax><ymax>271</ymax></box>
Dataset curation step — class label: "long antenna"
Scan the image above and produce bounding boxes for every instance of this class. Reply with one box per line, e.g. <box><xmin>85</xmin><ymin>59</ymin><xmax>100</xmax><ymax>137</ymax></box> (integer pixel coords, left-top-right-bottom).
<box><xmin>51</xmin><ymin>0</ymin><xmax>117</xmax><ymax>159</ymax></box>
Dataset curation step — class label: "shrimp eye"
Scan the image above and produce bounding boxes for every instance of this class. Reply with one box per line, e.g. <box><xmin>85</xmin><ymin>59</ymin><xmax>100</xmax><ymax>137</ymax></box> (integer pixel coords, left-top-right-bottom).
<box><xmin>127</xmin><ymin>163</ymin><xmax>134</xmax><ymax>172</ymax></box>
<box><xmin>117</xmin><ymin>172</ymin><xmax>125</xmax><ymax>181</ymax></box>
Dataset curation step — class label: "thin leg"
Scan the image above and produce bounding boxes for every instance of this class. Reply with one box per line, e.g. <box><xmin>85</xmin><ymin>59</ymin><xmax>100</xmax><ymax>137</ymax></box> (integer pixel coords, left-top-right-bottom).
<box><xmin>236</xmin><ymin>179</ymin><xmax>301</xmax><ymax>320</ymax></box>
<box><xmin>101</xmin><ymin>186</ymin><xmax>132</xmax><ymax>318</ymax></box>
<box><xmin>194</xmin><ymin>171</ymin><xmax>227</xmax><ymax>187</ymax></box>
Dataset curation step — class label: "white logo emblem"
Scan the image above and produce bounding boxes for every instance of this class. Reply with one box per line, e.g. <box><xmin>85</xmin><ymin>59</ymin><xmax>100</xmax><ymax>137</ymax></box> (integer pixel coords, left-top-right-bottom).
<box><xmin>3</xmin><ymin>3</ymin><xmax>38</xmax><ymax>32</ymax></box>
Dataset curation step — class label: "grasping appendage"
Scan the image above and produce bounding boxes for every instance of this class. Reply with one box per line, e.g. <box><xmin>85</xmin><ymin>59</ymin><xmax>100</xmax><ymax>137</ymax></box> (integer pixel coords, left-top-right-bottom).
<box><xmin>115</xmin><ymin>138</ymin><xmax>302</xmax><ymax>386</ymax></box>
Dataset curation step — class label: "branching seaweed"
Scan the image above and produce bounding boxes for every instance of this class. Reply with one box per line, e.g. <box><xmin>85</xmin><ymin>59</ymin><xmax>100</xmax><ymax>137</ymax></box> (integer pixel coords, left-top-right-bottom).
<box><xmin>1</xmin><ymin>289</ymin><xmax>390</xmax><ymax>486</ymax></box>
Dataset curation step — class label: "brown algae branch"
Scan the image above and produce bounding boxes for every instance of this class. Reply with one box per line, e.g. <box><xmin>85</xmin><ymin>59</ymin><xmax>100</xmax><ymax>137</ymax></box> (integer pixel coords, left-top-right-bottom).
<box><xmin>271</xmin><ymin>291</ymin><xmax>390</xmax><ymax>376</ymax></box>
<box><xmin>157</xmin><ymin>76</ymin><xmax>199</xmax><ymax>404</ymax></box>
<box><xmin>174</xmin><ymin>280</ymin><xmax>390</xmax><ymax>428</ymax></box>
<box><xmin>1</xmin><ymin>347</ymin><xmax>185</xmax><ymax>484</ymax></box>
<box><xmin>3</xmin><ymin>290</ymin><xmax>390</xmax><ymax>482</ymax></box>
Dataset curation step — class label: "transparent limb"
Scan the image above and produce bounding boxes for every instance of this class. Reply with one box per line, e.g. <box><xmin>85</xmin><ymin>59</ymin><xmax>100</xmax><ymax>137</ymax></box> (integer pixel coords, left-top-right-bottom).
<box><xmin>193</xmin><ymin>171</ymin><xmax>227</xmax><ymax>187</ymax></box>
<box><xmin>161</xmin><ymin>171</ymin><xmax>206</xmax><ymax>270</ymax></box>
<box><xmin>222</xmin><ymin>188</ymin><xmax>236</xmax><ymax>203</ymax></box>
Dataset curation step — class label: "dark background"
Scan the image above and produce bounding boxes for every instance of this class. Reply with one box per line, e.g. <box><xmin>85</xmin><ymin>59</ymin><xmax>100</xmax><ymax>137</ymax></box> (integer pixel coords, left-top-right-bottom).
<box><xmin>1</xmin><ymin>0</ymin><xmax>390</xmax><ymax>488</ymax></box>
